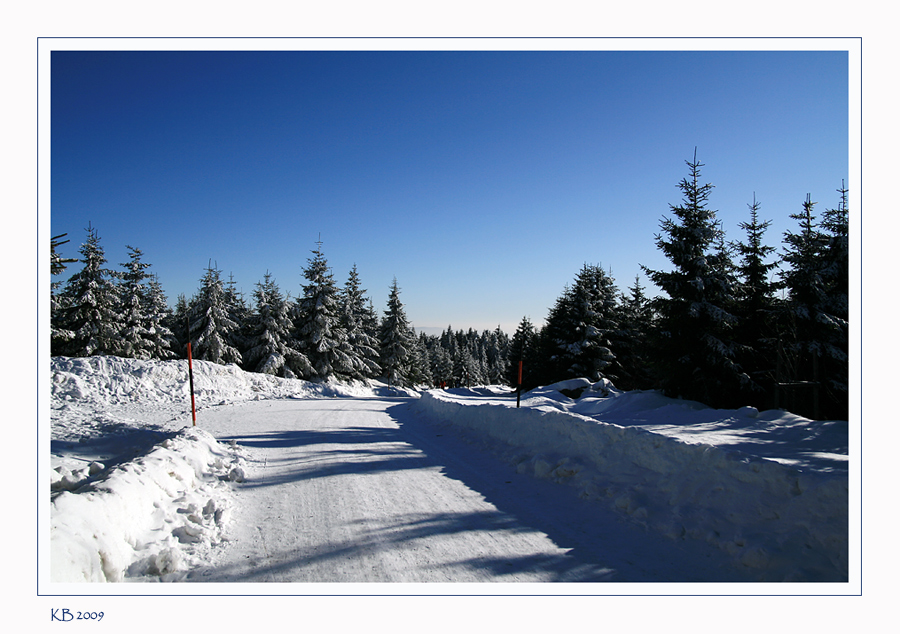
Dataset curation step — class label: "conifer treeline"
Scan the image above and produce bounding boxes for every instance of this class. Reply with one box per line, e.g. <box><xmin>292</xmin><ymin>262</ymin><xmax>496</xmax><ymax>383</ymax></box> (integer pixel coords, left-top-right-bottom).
<box><xmin>508</xmin><ymin>153</ymin><xmax>849</xmax><ymax>419</ymax></box>
<box><xmin>50</xmin><ymin>154</ymin><xmax>849</xmax><ymax>419</ymax></box>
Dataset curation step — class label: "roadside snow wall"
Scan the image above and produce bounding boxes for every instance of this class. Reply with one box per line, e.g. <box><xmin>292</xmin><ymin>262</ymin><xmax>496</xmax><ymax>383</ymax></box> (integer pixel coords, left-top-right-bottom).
<box><xmin>412</xmin><ymin>390</ymin><xmax>848</xmax><ymax>582</ymax></box>
<box><xmin>50</xmin><ymin>427</ymin><xmax>245</xmax><ymax>582</ymax></box>
<box><xmin>50</xmin><ymin>355</ymin><xmax>382</xmax><ymax>408</ymax></box>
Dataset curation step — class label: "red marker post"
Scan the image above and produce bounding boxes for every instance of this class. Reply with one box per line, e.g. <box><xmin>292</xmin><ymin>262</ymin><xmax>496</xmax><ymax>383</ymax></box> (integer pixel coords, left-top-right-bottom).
<box><xmin>187</xmin><ymin>342</ymin><xmax>197</xmax><ymax>425</ymax></box>
<box><xmin>516</xmin><ymin>359</ymin><xmax>523</xmax><ymax>408</ymax></box>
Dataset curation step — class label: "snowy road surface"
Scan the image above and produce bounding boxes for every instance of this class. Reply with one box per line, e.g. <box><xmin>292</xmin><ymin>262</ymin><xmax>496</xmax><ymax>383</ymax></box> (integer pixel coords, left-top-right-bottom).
<box><xmin>183</xmin><ymin>396</ymin><xmax>750</xmax><ymax>582</ymax></box>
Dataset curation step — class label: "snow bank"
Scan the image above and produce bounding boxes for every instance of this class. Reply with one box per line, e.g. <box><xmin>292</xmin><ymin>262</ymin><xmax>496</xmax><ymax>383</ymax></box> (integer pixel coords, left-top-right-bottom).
<box><xmin>50</xmin><ymin>427</ymin><xmax>246</xmax><ymax>582</ymax></box>
<box><xmin>49</xmin><ymin>355</ymin><xmax>418</xmax><ymax>582</ymax></box>
<box><xmin>412</xmin><ymin>387</ymin><xmax>848</xmax><ymax>581</ymax></box>
<box><xmin>51</xmin><ymin>355</ymin><xmax>416</xmax><ymax>410</ymax></box>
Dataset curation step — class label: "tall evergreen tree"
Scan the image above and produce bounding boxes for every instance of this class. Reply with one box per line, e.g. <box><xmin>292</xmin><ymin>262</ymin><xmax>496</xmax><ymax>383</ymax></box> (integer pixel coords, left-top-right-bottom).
<box><xmin>430</xmin><ymin>344</ymin><xmax>454</xmax><ymax>387</ymax></box>
<box><xmin>778</xmin><ymin>189</ymin><xmax>848</xmax><ymax>418</ymax></box>
<box><xmin>52</xmin><ymin>225</ymin><xmax>124</xmax><ymax>357</ymax></box>
<box><xmin>187</xmin><ymin>262</ymin><xmax>243</xmax><ymax>365</ymax></box>
<box><xmin>536</xmin><ymin>264</ymin><xmax>620</xmax><ymax>385</ymax></box>
<box><xmin>615</xmin><ymin>275</ymin><xmax>656</xmax><ymax>390</ymax></box>
<box><xmin>143</xmin><ymin>274</ymin><xmax>178</xmax><ymax>360</ymax></box>
<box><xmin>569</xmin><ymin>263</ymin><xmax>619</xmax><ymax>381</ymax></box>
<box><xmin>506</xmin><ymin>316</ymin><xmax>540</xmax><ymax>389</ymax></box>
<box><xmin>641</xmin><ymin>151</ymin><xmax>746</xmax><ymax>407</ymax></box>
<box><xmin>407</xmin><ymin>331</ymin><xmax>434</xmax><ymax>387</ymax></box>
<box><xmin>223</xmin><ymin>272</ymin><xmax>251</xmax><ymax>359</ymax></box>
<box><xmin>244</xmin><ymin>272</ymin><xmax>313</xmax><ymax>377</ymax></box>
<box><xmin>294</xmin><ymin>241</ymin><xmax>354</xmax><ymax>380</ymax></box>
<box><xmin>379</xmin><ymin>278</ymin><xmax>416</xmax><ymax>387</ymax></box>
<box><xmin>170</xmin><ymin>293</ymin><xmax>191</xmax><ymax>356</ymax></box>
<box><xmin>340</xmin><ymin>265</ymin><xmax>382</xmax><ymax>380</ymax></box>
<box><xmin>117</xmin><ymin>246</ymin><xmax>155</xmax><ymax>359</ymax></box>
<box><xmin>731</xmin><ymin>195</ymin><xmax>781</xmax><ymax>397</ymax></box>
<box><xmin>483</xmin><ymin>326</ymin><xmax>509</xmax><ymax>385</ymax></box>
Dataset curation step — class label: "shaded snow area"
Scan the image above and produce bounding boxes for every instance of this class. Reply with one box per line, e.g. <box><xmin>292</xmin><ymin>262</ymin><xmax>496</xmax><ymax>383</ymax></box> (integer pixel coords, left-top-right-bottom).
<box><xmin>411</xmin><ymin>379</ymin><xmax>848</xmax><ymax>582</ymax></box>
<box><xmin>48</xmin><ymin>357</ymin><xmax>849</xmax><ymax>584</ymax></box>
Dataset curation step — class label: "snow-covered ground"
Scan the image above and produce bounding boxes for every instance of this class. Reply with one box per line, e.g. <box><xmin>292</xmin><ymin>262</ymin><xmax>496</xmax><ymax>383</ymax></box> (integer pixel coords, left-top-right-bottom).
<box><xmin>46</xmin><ymin>356</ymin><xmax>850</xmax><ymax>586</ymax></box>
<box><xmin>412</xmin><ymin>379</ymin><xmax>848</xmax><ymax>582</ymax></box>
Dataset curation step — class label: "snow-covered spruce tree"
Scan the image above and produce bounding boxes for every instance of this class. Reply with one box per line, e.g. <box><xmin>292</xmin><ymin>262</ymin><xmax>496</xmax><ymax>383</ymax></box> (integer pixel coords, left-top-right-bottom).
<box><xmin>379</xmin><ymin>278</ymin><xmax>417</xmax><ymax>387</ymax></box>
<box><xmin>143</xmin><ymin>274</ymin><xmax>178</xmax><ymax>360</ymax></box>
<box><xmin>116</xmin><ymin>246</ymin><xmax>156</xmax><ymax>360</ymax></box>
<box><xmin>293</xmin><ymin>242</ymin><xmax>355</xmax><ymax>381</ymax></box>
<box><xmin>429</xmin><ymin>343</ymin><xmax>454</xmax><ymax>387</ymax></box>
<box><xmin>52</xmin><ymin>225</ymin><xmax>124</xmax><ymax>357</ymax></box>
<box><xmin>777</xmin><ymin>189</ymin><xmax>848</xmax><ymax>419</ymax></box>
<box><xmin>170</xmin><ymin>293</ymin><xmax>191</xmax><ymax>356</ymax></box>
<box><xmin>535</xmin><ymin>285</ymin><xmax>574</xmax><ymax>384</ymax></box>
<box><xmin>730</xmin><ymin>194</ymin><xmax>781</xmax><ymax>399</ymax></box>
<box><xmin>187</xmin><ymin>263</ymin><xmax>243</xmax><ymax>365</ymax></box>
<box><xmin>243</xmin><ymin>272</ymin><xmax>313</xmax><ymax>378</ymax></box>
<box><xmin>818</xmin><ymin>182</ymin><xmax>850</xmax><ymax>417</ymax></box>
<box><xmin>483</xmin><ymin>326</ymin><xmax>509</xmax><ymax>385</ymax></box>
<box><xmin>614</xmin><ymin>275</ymin><xmax>656</xmax><ymax>391</ymax></box>
<box><xmin>408</xmin><ymin>331</ymin><xmax>434</xmax><ymax>387</ymax></box>
<box><xmin>339</xmin><ymin>264</ymin><xmax>382</xmax><ymax>380</ymax></box>
<box><xmin>536</xmin><ymin>264</ymin><xmax>619</xmax><ymax>385</ymax></box>
<box><xmin>452</xmin><ymin>346</ymin><xmax>480</xmax><ymax>388</ymax></box>
<box><xmin>506</xmin><ymin>316</ymin><xmax>540</xmax><ymax>389</ymax></box>
<box><xmin>641</xmin><ymin>151</ymin><xmax>747</xmax><ymax>408</ymax></box>
<box><xmin>570</xmin><ymin>263</ymin><xmax>620</xmax><ymax>381</ymax></box>
<box><xmin>223</xmin><ymin>273</ymin><xmax>251</xmax><ymax>359</ymax></box>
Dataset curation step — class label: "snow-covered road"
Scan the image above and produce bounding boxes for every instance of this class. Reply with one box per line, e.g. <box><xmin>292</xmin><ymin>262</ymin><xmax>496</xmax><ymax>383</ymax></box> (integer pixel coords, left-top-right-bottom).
<box><xmin>180</xmin><ymin>396</ymin><xmax>751</xmax><ymax>582</ymax></box>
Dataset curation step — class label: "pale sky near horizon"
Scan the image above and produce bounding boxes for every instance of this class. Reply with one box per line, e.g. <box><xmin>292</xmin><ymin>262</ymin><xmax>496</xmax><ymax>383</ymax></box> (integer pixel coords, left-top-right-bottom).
<box><xmin>49</xmin><ymin>44</ymin><xmax>851</xmax><ymax>335</ymax></box>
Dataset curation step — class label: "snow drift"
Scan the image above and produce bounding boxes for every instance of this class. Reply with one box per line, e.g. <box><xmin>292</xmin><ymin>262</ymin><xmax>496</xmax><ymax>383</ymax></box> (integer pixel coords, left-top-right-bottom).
<box><xmin>51</xmin><ymin>427</ymin><xmax>245</xmax><ymax>582</ymax></box>
<box><xmin>411</xmin><ymin>382</ymin><xmax>848</xmax><ymax>581</ymax></box>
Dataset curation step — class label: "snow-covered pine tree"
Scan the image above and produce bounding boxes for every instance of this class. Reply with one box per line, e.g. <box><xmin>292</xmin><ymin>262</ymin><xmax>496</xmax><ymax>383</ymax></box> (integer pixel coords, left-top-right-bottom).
<box><xmin>170</xmin><ymin>293</ymin><xmax>191</xmax><ymax>356</ymax></box>
<box><xmin>223</xmin><ymin>272</ymin><xmax>251</xmax><ymax>359</ymax></box>
<box><xmin>407</xmin><ymin>330</ymin><xmax>433</xmax><ymax>387</ymax></box>
<box><xmin>641</xmin><ymin>151</ymin><xmax>746</xmax><ymax>408</ymax></box>
<box><xmin>379</xmin><ymin>277</ymin><xmax>416</xmax><ymax>387</ymax></box>
<box><xmin>143</xmin><ymin>273</ymin><xmax>178</xmax><ymax>360</ymax></box>
<box><xmin>506</xmin><ymin>316</ymin><xmax>539</xmax><ymax>389</ymax></box>
<box><xmin>52</xmin><ymin>225</ymin><xmax>124</xmax><ymax>357</ymax></box>
<box><xmin>569</xmin><ymin>263</ymin><xmax>619</xmax><ymax>381</ymax></box>
<box><xmin>483</xmin><ymin>326</ymin><xmax>509</xmax><ymax>385</ymax></box>
<box><xmin>429</xmin><ymin>344</ymin><xmax>454</xmax><ymax>387</ymax></box>
<box><xmin>731</xmin><ymin>194</ymin><xmax>781</xmax><ymax>398</ymax></box>
<box><xmin>340</xmin><ymin>265</ymin><xmax>382</xmax><ymax>380</ymax></box>
<box><xmin>536</xmin><ymin>284</ymin><xmax>575</xmax><ymax>384</ymax></box>
<box><xmin>818</xmin><ymin>182</ymin><xmax>850</xmax><ymax>417</ymax></box>
<box><xmin>452</xmin><ymin>345</ymin><xmax>480</xmax><ymax>388</ymax></box>
<box><xmin>614</xmin><ymin>275</ymin><xmax>656</xmax><ymax>390</ymax></box>
<box><xmin>243</xmin><ymin>272</ymin><xmax>313</xmax><ymax>378</ymax></box>
<box><xmin>187</xmin><ymin>262</ymin><xmax>243</xmax><ymax>365</ymax></box>
<box><xmin>294</xmin><ymin>241</ymin><xmax>355</xmax><ymax>381</ymax></box>
<box><xmin>778</xmin><ymin>189</ymin><xmax>848</xmax><ymax>419</ymax></box>
<box><xmin>536</xmin><ymin>264</ymin><xmax>619</xmax><ymax>385</ymax></box>
<box><xmin>117</xmin><ymin>246</ymin><xmax>156</xmax><ymax>360</ymax></box>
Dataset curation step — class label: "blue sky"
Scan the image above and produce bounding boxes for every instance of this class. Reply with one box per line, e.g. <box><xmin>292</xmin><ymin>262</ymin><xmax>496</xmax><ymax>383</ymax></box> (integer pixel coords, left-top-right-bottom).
<box><xmin>50</xmin><ymin>48</ymin><xmax>850</xmax><ymax>335</ymax></box>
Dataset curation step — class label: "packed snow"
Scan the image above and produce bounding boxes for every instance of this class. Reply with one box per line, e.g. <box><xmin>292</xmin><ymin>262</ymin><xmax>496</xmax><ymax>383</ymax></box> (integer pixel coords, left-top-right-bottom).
<box><xmin>47</xmin><ymin>356</ymin><xmax>849</xmax><ymax>584</ymax></box>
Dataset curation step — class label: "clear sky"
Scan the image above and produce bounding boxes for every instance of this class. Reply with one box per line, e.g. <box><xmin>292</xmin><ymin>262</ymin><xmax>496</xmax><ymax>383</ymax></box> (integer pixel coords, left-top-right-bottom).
<box><xmin>49</xmin><ymin>47</ymin><xmax>850</xmax><ymax>335</ymax></box>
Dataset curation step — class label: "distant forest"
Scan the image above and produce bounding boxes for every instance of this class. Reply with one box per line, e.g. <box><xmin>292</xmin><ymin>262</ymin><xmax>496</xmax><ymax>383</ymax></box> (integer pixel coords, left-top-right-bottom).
<box><xmin>50</xmin><ymin>154</ymin><xmax>849</xmax><ymax>420</ymax></box>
